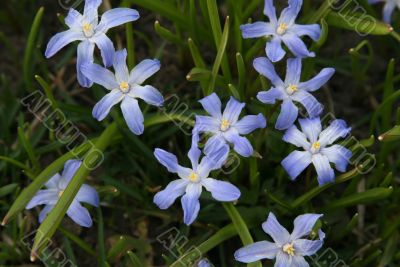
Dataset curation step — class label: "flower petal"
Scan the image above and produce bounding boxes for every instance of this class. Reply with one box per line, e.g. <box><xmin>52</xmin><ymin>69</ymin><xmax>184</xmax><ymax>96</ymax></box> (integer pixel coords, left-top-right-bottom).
<box><xmin>298</xmin><ymin>68</ymin><xmax>335</xmax><ymax>92</ymax></box>
<box><xmin>66</xmin><ymin>200</ymin><xmax>93</xmax><ymax>227</ymax></box>
<box><xmin>318</xmin><ymin>119</ymin><xmax>351</xmax><ymax>147</ymax></box>
<box><xmin>62</xmin><ymin>160</ymin><xmax>82</xmax><ymax>183</ymax></box>
<box><xmin>275</xmin><ymin>99</ymin><xmax>299</xmax><ymax>130</ymax></box>
<box><xmin>312</xmin><ymin>153</ymin><xmax>335</xmax><ymax>185</ymax></box>
<box><xmin>281</xmin><ymin>150</ymin><xmax>312</xmax><ymax>180</ymax></box>
<box><xmin>181</xmin><ymin>183</ymin><xmax>202</xmax><ymax>225</ymax></box>
<box><xmin>224</xmin><ymin>130</ymin><xmax>253</xmax><ymax>157</ymax></box>
<box><xmin>290</xmin><ymin>24</ymin><xmax>321</xmax><ymax>41</ymax></box>
<box><xmin>257</xmin><ymin>87</ymin><xmax>285</xmax><ymax>104</ymax></box>
<box><xmin>154</xmin><ymin>179</ymin><xmax>188</xmax><ymax>209</ymax></box>
<box><xmin>203</xmin><ymin>134</ymin><xmax>227</xmax><ymax>156</ymax></box>
<box><xmin>234</xmin><ymin>114</ymin><xmax>266</xmax><ymax>135</ymax></box>
<box><xmin>81</xmin><ymin>63</ymin><xmax>118</xmax><ymax>90</ymax></box>
<box><xmin>45</xmin><ymin>173</ymin><xmax>62</xmax><ymax>189</ymax></box>
<box><xmin>292</xmin><ymin>91</ymin><xmax>323</xmax><ymax>118</ymax></box>
<box><xmin>264</xmin><ymin>0</ymin><xmax>278</xmax><ymax>24</ymax></box>
<box><xmin>194</xmin><ymin>115</ymin><xmax>220</xmax><ymax>133</ymax></box>
<box><xmin>113</xmin><ymin>49</ymin><xmax>129</xmax><ymax>82</ymax></box>
<box><xmin>266</xmin><ymin>37</ymin><xmax>286</xmax><ymax>62</ymax></box>
<box><xmin>282</xmin><ymin>34</ymin><xmax>315</xmax><ymax>58</ymax></box>
<box><xmin>77</xmin><ymin>40</ymin><xmax>95</xmax><ymax>87</ymax></box>
<box><xmin>202</xmin><ymin>178</ymin><xmax>241</xmax><ymax>201</ymax></box>
<box><xmin>93</xmin><ymin>34</ymin><xmax>115</xmax><ymax>67</ymax></box>
<box><xmin>189</xmin><ymin>132</ymin><xmax>201</xmax><ymax>169</ymax></box>
<box><xmin>321</xmin><ymin>145</ymin><xmax>351</xmax><ymax>172</ymax></box>
<box><xmin>154</xmin><ymin>148</ymin><xmax>181</xmax><ymax>173</ymax></box>
<box><xmin>274</xmin><ymin>251</ymin><xmax>292</xmax><ymax>267</ymax></box>
<box><xmin>92</xmin><ymin>89</ymin><xmax>124</xmax><ymax>121</ymax></box>
<box><xmin>97</xmin><ymin>8</ymin><xmax>139</xmax><ymax>32</ymax></box>
<box><xmin>121</xmin><ymin>97</ymin><xmax>144</xmax><ymax>135</ymax></box>
<box><xmin>222</xmin><ymin>97</ymin><xmax>245</xmax><ymax>124</ymax></box>
<box><xmin>83</xmin><ymin>0</ymin><xmax>102</xmax><ymax>24</ymax></box>
<box><xmin>39</xmin><ymin>205</ymin><xmax>54</xmax><ymax>223</ymax></box>
<box><xmin>298</xmin><ymin>117</ymin><xmax>322</xmax><ymax>144</ymax></box>
<box><xmin>198</xmin><ymin>144</ymin><xmax>229</xmax><ymax>177</ymax></box>
<box><xmin>279</xmin><ymin>0</ymin><xmax>303</xmax><ymax>25</ymax></box>
<box><xmin>129</xmin><ymin>59</ymin><xmax>161</xmax><ymax>85</ymax></box>
<box><xmin>291</xmin><ymin>213</ymin><xmax>323</xmax><ymax>240</ymax></box>
<box><xmin>65</xmin><ymin>9</ymin><xmax>83</xmax><ymax>29</ymax></box>
<box><xmin>285</xmin><ymin>57</ymin><xmax>302</xmax><ymax>85</ymax></box>
<box><xmin>383</xmin><ymin>0</ymin><xmax>396</xmax><ymax>23</ymax></box>
<box><xmin>199</xmin><ymin>93</ymin><xmax>222</xmax><ymax>119</ymax></box>
<box><xmin>253</xmin><ymin>57</ymin><xmax>284</xmax><ymax>87</ymax></box>
<box><xmin>130</xmin><ymin>85</ymin><xmax>164</xmax><ymax>106</ymax></box>
<box><xmin>26</xmin><ymin>190</ymin><xmax>58</xmax><ymax>209</ymax></box>
<box><xmin>262</xmin><ymin>212</ymin><xmax>291</xmax><ymax>245</ymax></box>
<box><xmin>282</xmin><ymin>125</ymin><xmax>310</xmax><ymax>149</ymax></box>
<box><xmin>240</xmin><ymin>22</ymin><xmax>275</xmax><ymax>38</ymax></box>
<box><xmin>291</xmin><ymin>255</ymin><xmax>309</xmax><ymax>267</ymax></box>
<box><xmin>76</xmin><ymin>184</ymin><xmax>99</xmax><ymax>207</ymax></box>
<box><xmin>234</xmin><ymin>241</ymin><xmax>279</xmax><ymax>263</ymax></box>
<box><xmin>293</xmin><ymin>239</ymin><xmax>323</xmax><ymax>256</ymax></box>
<box><xmin>45</xmin><ymin>30</ymin><xmax>84</xmax><ymax>58</ymax></box>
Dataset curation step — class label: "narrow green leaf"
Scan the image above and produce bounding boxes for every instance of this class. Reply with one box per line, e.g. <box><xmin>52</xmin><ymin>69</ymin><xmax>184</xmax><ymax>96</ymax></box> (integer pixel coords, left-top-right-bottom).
<box><xmin>17</xmin><ymin>126</ymin><xmax>40</xmax><ymax>173</ymax></box>
<box><xmin>0</xmin><ymin>184</ymin><xmax>18</xmax><ymax>198</ymax></box>
<box><xmin>379</xmin><ymin>231</ymin><xmax>398</xmax><ymax>266</ymax></box>
<box><xmin>236</xmin><ymin>53</ymin><xmax>245</xmax><ymax>100</ymax></box>
<box><xmin>228</xmin><ymin>84</ymin><xmax>241</xmax><ymax>99</ymax></box>
<box><xmin>378</xmin><ymin>125</ymin><xmax>400</xmax><ymax>142</ymax></box>
<box><xmin>126</xmin><ymin>251</ymin><xmax>142</xmax><ymax>267</ymax></box>
<box><xmin>58</xmin><ymin>226</ymin><xmax>96</xmax><ymax>256</ymax></box>
<box><xmin>98</xmin><ymin>207</ymin><xmax>107</xmax><ymax>267</ymax></box>
<box><xmin>154</xmin><ymin>21</ymin><xmax>185</xmax><ymax>46</ymax></box>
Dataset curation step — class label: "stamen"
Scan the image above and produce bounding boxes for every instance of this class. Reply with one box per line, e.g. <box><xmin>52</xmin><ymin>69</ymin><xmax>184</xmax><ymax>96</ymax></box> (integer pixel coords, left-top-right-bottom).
<box><xmin>277</xmin><ymin>23</ymin><xmax>288</xmax><ymax>35</ymax></box>
<box><xmin>312</xmin><ymin>141</ymin><xmax>321</xmax><ymax>150</ymax></box>
<box><xmin>286</xmin><ymin>84</ymin><xmax>298</xmax><ymax>95</ymax></box>
<box><xmin>58</xmin><ymin>190</ymin><xmax>64</xmax><ymax>198</ymax></box>
<box><xmin>82</xmin><ymin>22</ymin><xmax>94</xmax><ymax>37</ymax></box>
<box><xmin>119</xmin><ymin>81</ymin><xmax>130</xmax><ymax>92</ymax></box>
<box><xmin>188</xmin><ymin>171</ymin><xmax>199</xmax><ymax>182</ymax></box>
<box><xmin>282</xmin><ymin>243</ymin><xmax>295</xmax><ymax>256</ymax></box>
<box><xmin>220</xmin><ymin>119</ymin><xmax>230</xmax><ymax>131</ymax></box>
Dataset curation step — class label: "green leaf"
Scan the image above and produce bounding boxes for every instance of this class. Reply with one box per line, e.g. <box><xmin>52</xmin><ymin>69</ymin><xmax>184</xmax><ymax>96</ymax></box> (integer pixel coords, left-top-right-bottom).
<box><xmin>236</xmin><ymin>52</ymin><xmax>245</xmax><ymax>100</ymax></box>
<box><xmin>58</xmin><ymin>226</ymin><xmax>96</xmax><ymax>256</ymax></box>
<box><xmin>126</xmin><ymin>251</ymin><xmax>143</xmax><ymax>267</ymax></box>
<box><xmin>154</xmin><ymin>21</ymin><xmax>185</xmax><ymax>47</ymax></box>
<box><xmin>378</xmin><ymin>125</ymin><xmax>400</xmax><ymax>142</ymax></box>
<box><xmin>17</xmin><ymin>126</ymin><xmax>40</xmax><ymax>174</ymax></box>
<box><xmin>0</xmin><ymin>184</ymin><xmax>18</xmax><ymax>198</ymax></box>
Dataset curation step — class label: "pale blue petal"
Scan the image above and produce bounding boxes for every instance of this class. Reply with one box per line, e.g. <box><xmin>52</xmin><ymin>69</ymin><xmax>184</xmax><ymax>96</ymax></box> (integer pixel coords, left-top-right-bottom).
<box><xmin>26</xmin><ymin>190</ymin><xmax>58</xmax><ymax>209</ymax></box>
<box><xmin>291</xmin><ymin>213</ymin><xmax>323</xmax><ymax>240</ymax></box>
<box><xmin>275</xmin><ymin>99</ymin><xmax>298</xmax><ymax>130</ymax></box>
<box><xmin>194</xmin><ymin>115</ymin><xmax>220</xmax><ymax>133</ymax></box>
<box><xmin>279</xmin><ymin>0</ymin><xmax>303</xmax><ymax>25</ymax></box>
<box><xmin>154</xmin><ymin>148</ymin><xmax>181</xmax><ymax>173</ymax></box>
<box><xmin>274</xmin><ymin>251</ymin><xmax>292</xmax><ymax>267</ymax></box>
<box><xmin>188</xmin><ymin>132</ymin><xmax>201</xmax><ymax>169</ymax></box>
<box><xmin>154</xmin><ymin>179</ymin><xmax>188</xmax><ymax>209</ymax></box>
<box><xmin>66</xmin><ymin>200</ymin><xmax>93</xmax><ymax>227</ymax></box>
<box><xmin>83</xmin><ymin>0</ymin><xmax>102</xmax><ymax>24</ymax></box>
<box><xmin>282</xmin><ymin>34</ymin><xmax>315</xmax><ymax>58</ymax></box>
<box><xmin>293</xmin><ymin>90</ymin><xmax>323</xmax><ymax>117</ymax></box>
<box><xmin>181</xmin><ymin>183</ymin><xmax>202</xmax><ymax>225</ymax></box>
<box><xmin>298</xmin><ymin>68</ymin><xmax>335</xmax><ymax>92</ymax></box>
<box><xmin>291</xmin><ymin>255</ymin><xmax>309</xmax><ymax>267</ymax></box>
<box><xmin>129</xmin><ymin>59</ymin><xmax>161</xmax><ymax>85</ymax></box>
<box><xmin>293</xmin><ymin>239</ymin><xmax>323</xmax><ymax>256</ymax></box>
<box><xmin>198</xmin><ymin>259</ymin><xmax>212</xmax><ymax>267</ymax></box>
<box><xmin>264</xmin><ymin>0</ymin><xmax>278</xmax><ymax>24</ymax></box>
<box><xmin>257</xmin><ymin>87</ymin><xmax>285</xmax><ymax>104</ymax></box>
<box><xmin>92</xmin><ymin>89</ymin><xmax>123</xmax><ymax>121</ymax></box>
<box><xmin>222</xmin><ymin>97</ymin><xmax>245</xmax><ymax>124</ymax></box>
<box><xmin>298</xmin><ymin>117</ymin><xmax>322</xmax><ymax>143</ymax></box>
<box><xmin>224</xmin><ymin>131</ymin><xmax>253</xmax><ymax>157</ymax></box>
<box><xmin>282</xmin><ymin>125</ymin><xmax>310</xmax><ymax>149</ymax></box>
<box><xmin>113</xmin><ymin>49</ymin><xmax>129</xmax><ymax>82</ymax></box>
<box><xmin>369</xmin><ymin>0</ymin><xmax>383</xmax><ymax>3</ymax></box>
<box><xmin>203</xmin><ymin>134</ymin><xmax>226</xmax><ymax>156</ymax></box>
<box><xmin>321</xmin><ymin>145</ymin><xmax>351</xmax><ymax>172</ymax></box>
<box><xmin>234</xmin><ymin>241</ymin><xmax>279</xmax><ymax>263</ymax></box>
<box><xmin>39</xmin><ymin>205</ymin><xmax>54</xmax><ymax>223</ymax></box>
<box><xmin>45</xmin><ymin>30</ymin><xmax>84</xmax><ymax>58</ymax></box>
<box><xmin>281</xmin><ymin>150</ymin><xmax>312</xmax><ymax>180</ymax></box>
<box><xmin>290</xmin><ymin>24</ymin><xmax>321</xmax><ymax>41</ymax></box>
<box><xmin>77</xmin><ymin>40</ymin><xmax>95</xmax><ymax>87</ymax></box>
<box><xmin>62</xmin><ymin>160</ymin><xmax>82</xmax><ymax>182</ymax></box>
<box><xmin>45</xmin><ymin>173</ymin><xmax>62</xmax><ymax>189</ymax></box>
<box><xmin>234</xmin><ymin>114</ymin><xmax>266</xmax><ymax>135</ymax></box>
<box><xmin>285</xmin><ymin>57</ymin><xmax>302</xmax><ymax>85</ymax></box>
<box><xmin>240</xmin><ymin>22</ymin><xmax>275</xmax><ymax>38</ymax></box>
<box><xmin>383</xmin><ymin>0</ymin><xmax>396</xmax><ymax>23</ymax></box>
<box><xmin>312</xmin><ymin>154</ymin><xmax>335</xmax><ymax>185</ymax></box>
<box><xmin>65</xmin><ymin>9</ymin><xmax>83</xmax><ymax>29</ymax></box>
<box><xmin>202</xmin><ymin>178</ymin><xmax>241</xmax><ymax>201</ymax></box>
<box><xmin>198</xmin><ymin>144</ymin><xmax>229</xmax><ymax>177</ymax></box>
<box><xmin>266</xmin><ymin>37</ymin><xmax>286</xmax><ymax>62</ymax></box>
<box><xmin>97</xmin><ymin>8</ymin><xmax>139</xmax><ymax>32</ymax></box>
<box><xmin>81</xmin><ymin>63</ymin><xmax>118</xmax><ymax>90</ymax></box>
<box><xmin>76</xmin><ymin>184</ymin><xmax>99</xmax><ymax>207</ymax></box>
<box><xmin>121</xmin><ymin>97</ymin><xmax>144</xmax><ymax>135</ymax></box>
<box><xmin>253</xmin><ymin>57</ymin><xmax>284</xmax><ymax>87</ymax></box>
<box><xmin>318</xmin><ymin>119</ymin><xmax>351</xmax><ymax>147</ymax></box>
<box><xmin>130</xmin><ymin>85</ymin><xmax>164</xmax><ymax>106</ymax></box>
<box><xmin>262</xmin><ymin>212</ymin><xmax>291</xmax><ymax>245</ymax></box>
<box><xmin>93</xmin><ymin>34</ymin><xmax>115</xmax><ymax>67</ymax></box>
<box><xmin>199</xmin><ymin>93</ymin><xmax>222</xmax><ymax>119</ymax></box>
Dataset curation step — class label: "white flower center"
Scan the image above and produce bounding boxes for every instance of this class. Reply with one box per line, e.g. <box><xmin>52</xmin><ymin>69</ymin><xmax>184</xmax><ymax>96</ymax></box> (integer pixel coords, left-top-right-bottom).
<box><xmin>82</xmin><ymin>22</ymin><xmax>94</xmax><ymax>38</ymax></box>
<box><xmin>119</xmin><ymin>81</ymin><xmax>130</xmax><ymax>93</ymax></box>
<box><xmin>282</xmin><ymin>243</ymin><xmax>295</xmax><ymax>256</ymax></box>
<box><xmin>220</xmin><ymin>119</ymin><xmax>230</xmax><ymax>132</ymax></box>
<box><xmin>286</xmin><ymin>84</ymin><xmax>298</xmax><ymax>95</ymax></box>
<box><xmin>188</xmin><ymin>171</ymin><xmax>199</xmax><ymax>183</ymax></box>
<box><xmin>310</xmin><ymin>141</ymin><xmax>321</xmax><ymax>153</ymax></box>
<box><xmin>277</xmin><ymin>23</ymin><xmax>288</xmax><ymax>35</ymax></box>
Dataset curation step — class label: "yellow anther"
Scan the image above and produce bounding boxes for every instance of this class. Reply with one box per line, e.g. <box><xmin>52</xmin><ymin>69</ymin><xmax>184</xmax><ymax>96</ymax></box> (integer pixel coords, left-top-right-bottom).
<box><xmin>188</xmin><ymin>172</ymin><xmax>199</xmax><ymax>182</ymax></box>
<box><xmin>83</xmin><ymin>22</ymin><xmax>92</xmax><ymax>32</ymax></box>
<box><xmin>282</xmin><ymin>243</ymin><xmax>295</xmax><ymax>256</ymax></box>
<box><xmin>119</xmin><ymin>81</ymin><xmax>130</xmax><ymax>92</ymax></box>
<box><xmin>220</xmin><ymin>119</ymin><xmax>230</xmax><ymax>131</ymax></box>
<box><xmin>58</xmin><ymin>190</ymin><xmax>64</xmax><ymax>198</ymax></box>
<box><xmin>286</xmin><ymin>84</ymin><xmax>298</xmax><ymax>95</ymax></box>
<box><xmin>312</xmin><ymin>141</ymin><xmax>321</xmax><ymax>150</ymax></box>
<box><xmin>277</xmin><ymin>23</ymin><xmax>288</xmax><ymax>35</ymax></box>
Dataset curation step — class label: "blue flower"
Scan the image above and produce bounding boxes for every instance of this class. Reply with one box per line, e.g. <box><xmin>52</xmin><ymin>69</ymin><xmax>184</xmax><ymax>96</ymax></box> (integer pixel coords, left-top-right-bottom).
<box><xmin>45</xmin><ymin>0</ymin><xmax>139</xmax><ymax>87</ymax></box>
<box><xmin>26</xmin><ymin>160</ymin><xmax>99</xmax><ymax>227</ymax></box>
<box><xmin>255</xmin><ymin>57</ymin><xmax>334</xmax><ymax>130</ymax></box>
<box><xmin>194</xmin><ymin>93</ymin><xmax>266</xmax><ymax>157</ymax></box>
<box><xmin>153</xmin><ymin>143</ymin><xmax>241</xmax><ymax>225</ymax></box>
<box><xmin>282</xmin><ymin>117</ymin><xmax>352</xmax><ymax>185</ymax></box>
<box><xmin>368</xmin><ymin>0</ymin><xmax>398</xmax><ymax>24</ymax></box>
<box><xmin>235</xmin><ymin>212</ymin><xmax>325</xmax><ymax>266</ymax></box>
<box><xmin>240</xmin><ymin>0</ymin><xmax>320</xmax><ymax>62</ymax></box>
<box><xmin>81</xmin><ymin>49</ymin><xmax>164</xmax><ymax>135</ymax></box>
